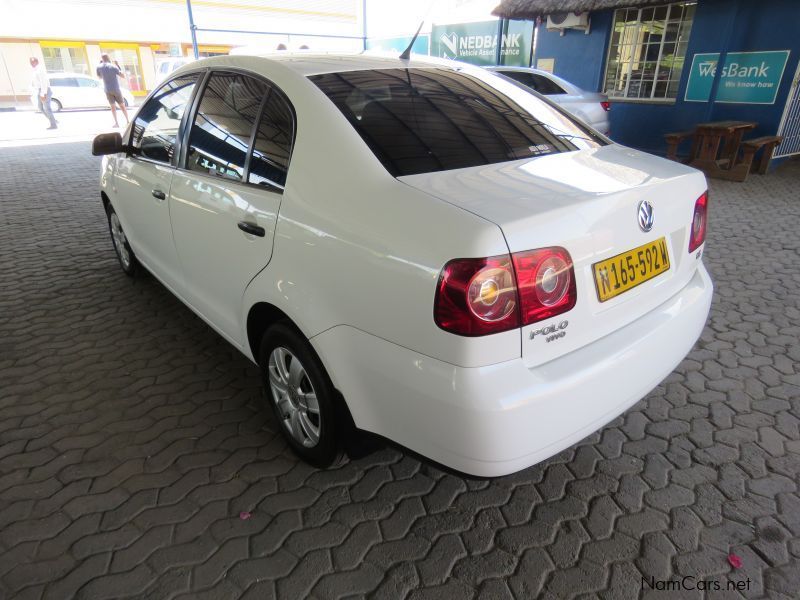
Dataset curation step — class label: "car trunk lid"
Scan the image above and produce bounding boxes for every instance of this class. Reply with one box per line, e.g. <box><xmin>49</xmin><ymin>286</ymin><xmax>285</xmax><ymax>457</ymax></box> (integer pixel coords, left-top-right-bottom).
<box><xmin>399</xmin><ymin>144</ymin><xmax>708</xmax><ymax>368</ymax></box>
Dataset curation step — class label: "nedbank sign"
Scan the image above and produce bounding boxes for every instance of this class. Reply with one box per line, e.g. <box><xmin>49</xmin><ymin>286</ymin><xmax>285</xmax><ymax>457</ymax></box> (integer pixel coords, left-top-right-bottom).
<box><xmin>685</xmin><ymin>50</ymin><xmax>790</xmax><ymax>104</ymax></box>
<box><xmin>431</xmin><ymin>20</ymin><xmax>533</xmax><ymax>67</ymax></box>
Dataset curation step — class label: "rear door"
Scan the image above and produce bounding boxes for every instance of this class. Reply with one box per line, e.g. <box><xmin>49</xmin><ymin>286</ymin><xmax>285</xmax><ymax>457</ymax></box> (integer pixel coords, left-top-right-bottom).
<box><xmin>50</xmin><ymin>77</ymin><xmax>78</xmax><ymax>108</ymax></box>
<box><xmin>169</xmin><ymin>70</ymin><xmax>293</xmax><ymax>343</ymax></box>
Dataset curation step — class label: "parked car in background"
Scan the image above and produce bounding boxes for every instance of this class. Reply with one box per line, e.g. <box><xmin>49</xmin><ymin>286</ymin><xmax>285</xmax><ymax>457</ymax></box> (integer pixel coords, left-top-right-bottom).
<box><xmin>32</xmin><ymin>72</ymin><xmax>134</xmax><ymax>112</ymax></box>
<box><xmin>487</xmin><ymin>66</ymin><xmax>611</xmax><ymax>135</ymax></box>
<box><xmin>155</xmin><ymin>57</ymin><xmax>192</xmax><ymax>82</ymax></box>
<box><xmin>92</xmin><ymin>54</ymin><xmax>711</xmax><ymax>476</ymax></box>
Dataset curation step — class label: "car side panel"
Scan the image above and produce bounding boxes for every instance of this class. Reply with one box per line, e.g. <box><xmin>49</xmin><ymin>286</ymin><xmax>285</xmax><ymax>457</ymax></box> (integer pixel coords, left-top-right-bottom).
<box><xmin>169</xmin><ymin>171</ymin><xmax>280</xmax><ymax>344</ymax></box>
<box><xmin>221</xmin><ymin>57</ymin><xmax>520</xmax><ymax>369</ymax></box>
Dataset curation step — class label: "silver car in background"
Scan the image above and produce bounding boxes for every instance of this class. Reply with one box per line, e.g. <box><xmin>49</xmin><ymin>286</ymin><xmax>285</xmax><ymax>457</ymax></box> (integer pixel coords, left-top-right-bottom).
<box><xmin>487</xmin><ymin>66</ymin><xmax>611</xmax><ymax>135</ymax></box>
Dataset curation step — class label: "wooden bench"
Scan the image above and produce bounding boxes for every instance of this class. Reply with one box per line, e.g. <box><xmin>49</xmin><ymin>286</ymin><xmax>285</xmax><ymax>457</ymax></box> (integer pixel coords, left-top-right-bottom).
<box><xmin>740</xmin><ymin>135</ymin><xmax>783</xmax><ymax>175</ymax></box>
<box><xmin>664</xmin><ymin>130</ymin><xmax>696</xmax><ymax>161</ymax></box>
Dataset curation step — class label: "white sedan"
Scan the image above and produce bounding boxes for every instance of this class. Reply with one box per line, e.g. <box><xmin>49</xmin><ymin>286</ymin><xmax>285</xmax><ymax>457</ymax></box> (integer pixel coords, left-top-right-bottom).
<box><xmin>487</xmin><ymin>66</ymin><xmax>611</xmax><ymax>135</ymax></box>
<box><xmin>92</xmin><ymin>53</ymin><xmax>712</xmax><ymax>476</ymax></box>
<box><xmin>36</xmin><ymin>72</ymin><xmax>135</xmax><ymax>112</ymax></box>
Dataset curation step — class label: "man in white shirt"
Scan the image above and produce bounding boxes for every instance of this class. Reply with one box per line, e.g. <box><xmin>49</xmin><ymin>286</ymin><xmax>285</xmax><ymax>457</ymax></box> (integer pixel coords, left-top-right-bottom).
<box><xmin>30</xmin><ymin>57</ymin><xmax>57</xmax><ymax>130</ymax></box>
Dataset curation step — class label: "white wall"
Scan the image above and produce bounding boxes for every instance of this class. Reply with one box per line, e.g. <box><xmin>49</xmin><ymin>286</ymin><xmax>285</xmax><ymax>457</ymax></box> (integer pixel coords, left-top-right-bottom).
<box><xmin>0</xmin><ymin>42</ymin><xmax>41</xmax><ymax>98</ymax></box>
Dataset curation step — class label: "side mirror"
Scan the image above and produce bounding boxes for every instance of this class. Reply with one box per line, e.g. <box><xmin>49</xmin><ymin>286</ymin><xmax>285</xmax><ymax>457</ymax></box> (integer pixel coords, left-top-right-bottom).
<box><xmin>92</xmin><ymin>132</ymin><xmax>124</xmax><ymax>156</ymax></box>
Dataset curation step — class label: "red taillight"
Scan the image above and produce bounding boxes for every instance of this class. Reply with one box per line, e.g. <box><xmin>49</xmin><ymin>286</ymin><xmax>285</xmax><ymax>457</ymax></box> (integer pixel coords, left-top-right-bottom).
<box><xmin>601</xmin><ymin>101</ymin><xmax>611</xmax><ymax>112</ymax></box>
<box><xmin>688</xmin><ymin>191</ymin><xmax>708</xmax><ymax>253</ymax></box>
<box><xmin>434</xmin><ymin>247</ymin><xmax>576</xmax><ymax>336</ymax></box>
<box><xmin>435</xmin><ymin>255</ymin><xmax>519</xmax><ymax>336</ymax></box>
<box><xmin>513</xmin><ymin>247</ymin><xmax>577</xmax><ymax>326</ymax></box>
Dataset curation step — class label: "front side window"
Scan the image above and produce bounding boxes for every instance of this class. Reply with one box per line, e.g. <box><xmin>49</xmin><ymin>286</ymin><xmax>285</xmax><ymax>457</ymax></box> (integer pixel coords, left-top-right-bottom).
<box><xmin>604</xmin><ymin>2</ymin><xmax>696</xmax><ymax>100</ymax></box>
<box><xmin>311</xmin><ymin>68</ymin><xmax>604</xmax><ymax>177</ymax></box>
<box><xmin>186</xmin><ymin>72</ymin><xmax>267</xmax><ymax>182</ymax></box>
<box><xmin>130</xmin><ymin>74</ymin><xmax>199</xmax><ymax>164</ymax></box>
<box><xmin>52</xmin><ymin>77</ymin><xmax>78</xmax><ymax>87</ymax></box>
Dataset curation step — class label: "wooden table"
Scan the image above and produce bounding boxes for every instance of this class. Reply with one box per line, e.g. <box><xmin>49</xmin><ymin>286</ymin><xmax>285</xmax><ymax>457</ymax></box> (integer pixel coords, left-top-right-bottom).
<box><xmin>689</xmin><ymin>120</ymin><xmax>757</xmax><ymax>181</ymax></box>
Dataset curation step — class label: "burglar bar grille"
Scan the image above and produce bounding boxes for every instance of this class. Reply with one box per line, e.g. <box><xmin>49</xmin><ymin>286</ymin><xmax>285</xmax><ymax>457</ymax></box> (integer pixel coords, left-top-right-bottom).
<box><xmin>775</xmin><ymin>62</ymin><xmax>800</xmax><ymax>158</ymax></box>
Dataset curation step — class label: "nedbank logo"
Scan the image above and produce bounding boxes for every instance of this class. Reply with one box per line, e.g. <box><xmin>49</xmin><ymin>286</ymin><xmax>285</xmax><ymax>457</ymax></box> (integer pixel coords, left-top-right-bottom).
<box><xmin>438</xmin><ymin>30</ymin><xmax>521</xmax><ymax>58</ymax></box>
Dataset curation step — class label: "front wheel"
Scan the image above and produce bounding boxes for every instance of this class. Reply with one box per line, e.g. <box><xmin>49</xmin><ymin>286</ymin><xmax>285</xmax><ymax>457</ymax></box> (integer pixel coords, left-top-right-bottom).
<box><xmin>259</xmin><ymin>323</ymin><xmax>345</xmax><ymax>467</ymax></box>
<box><xmin>51</xmin><ymin>98</ymin><xmax>63</xmax><ymax>112</ymax></box>
<box><xmin>106</xmin><ymin>204</ymin><xmax>139</xmax><ymax>276</ymax></box>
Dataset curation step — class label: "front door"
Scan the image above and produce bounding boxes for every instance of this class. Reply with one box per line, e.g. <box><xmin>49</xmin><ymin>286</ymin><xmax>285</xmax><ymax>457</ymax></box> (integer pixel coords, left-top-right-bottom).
<box><xmin>169</xmin><ymin>71</ymin><xmax>294</xmax><ymax>344</ymax></box>
<box><xmin>776</xmin><ymin>60</ymin><xmax>800</xmax><ymax>158</ymax></box>
<box><xmin>112</xmin><ymin>73</ymin><xmax>200</xmax><ymax>290</ymax></box>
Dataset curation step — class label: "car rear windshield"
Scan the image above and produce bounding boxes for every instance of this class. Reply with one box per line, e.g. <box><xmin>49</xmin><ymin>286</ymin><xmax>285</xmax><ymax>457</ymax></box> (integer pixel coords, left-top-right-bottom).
<box><xmin>310</xmin><ymin>67</ymin><xmax>605</xmax><ymax>177</ymax></box>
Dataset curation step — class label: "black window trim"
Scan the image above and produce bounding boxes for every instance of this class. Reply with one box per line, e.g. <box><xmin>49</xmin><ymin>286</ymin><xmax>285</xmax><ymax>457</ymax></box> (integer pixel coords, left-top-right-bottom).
<box><xmin>176</xmin><ymin>66</ymin><xmax>297</xmax><ymax>194</ymax></box>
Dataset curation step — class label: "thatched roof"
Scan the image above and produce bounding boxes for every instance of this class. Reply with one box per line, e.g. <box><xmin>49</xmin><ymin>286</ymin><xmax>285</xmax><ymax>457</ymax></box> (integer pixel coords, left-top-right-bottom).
<box><xmin>492</xmin><ymin>0</ymin><xmax>669</xmax><ymax>20</ymax></box>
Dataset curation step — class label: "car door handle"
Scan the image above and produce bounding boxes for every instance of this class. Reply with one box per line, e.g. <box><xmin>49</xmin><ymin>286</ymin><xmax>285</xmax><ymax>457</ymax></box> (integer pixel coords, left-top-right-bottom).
<box><xmin>237</xmin><ymin>221</ymin><xmax>265</xmax><ymax>237</ymax></box>
<box><xmin>151</xmin><ymin>189</ymin><xmax>166</xmax><ymax>200</ymax></box>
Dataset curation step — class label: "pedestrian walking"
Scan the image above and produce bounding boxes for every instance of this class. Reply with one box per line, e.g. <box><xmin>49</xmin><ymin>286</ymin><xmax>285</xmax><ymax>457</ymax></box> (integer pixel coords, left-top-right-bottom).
<box><xmin>29</xmin><ymin>57</ymin><xmax>57</xmax><ymax>130</ymax></box>
<box><xmin>96</xmin><ymin>54</ymin><xmax>130</xmax><ymax>128</ymax></box>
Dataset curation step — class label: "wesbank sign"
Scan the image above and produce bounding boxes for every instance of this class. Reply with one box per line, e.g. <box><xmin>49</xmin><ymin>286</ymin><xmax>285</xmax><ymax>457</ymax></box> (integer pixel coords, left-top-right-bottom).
<box><xmin>431</xmin><ymin>20</ymin><xmax>533</xmax><ymax>67</ymax></box>
<box><xmin>685</xmin><ymin>50</ymin><xmax>790</xmax><ymax>104</ymax></box>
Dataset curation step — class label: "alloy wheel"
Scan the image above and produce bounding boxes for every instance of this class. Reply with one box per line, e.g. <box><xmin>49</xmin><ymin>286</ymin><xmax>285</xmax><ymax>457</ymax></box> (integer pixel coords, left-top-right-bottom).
<box><xmin>109</xmin><ymin>212</ymin><xmax>131</xmax><ymax>269</ymax></box>
<box><xmin>268</xmin><ymin>346</ymin><xmax>321</xmax><ymax>447</ymax></box>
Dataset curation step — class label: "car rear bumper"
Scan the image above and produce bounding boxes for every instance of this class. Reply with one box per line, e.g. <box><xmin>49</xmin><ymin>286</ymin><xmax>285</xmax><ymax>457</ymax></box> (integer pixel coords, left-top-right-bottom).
<box><xmin>312</xmin><ymin>263</ymin><xmax>712</xmax><ymax>477</ymax></box>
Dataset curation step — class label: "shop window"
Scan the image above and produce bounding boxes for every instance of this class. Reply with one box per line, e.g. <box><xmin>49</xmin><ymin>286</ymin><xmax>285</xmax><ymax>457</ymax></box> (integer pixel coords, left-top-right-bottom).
<box><xmin>40</xmin><ymin>44</ymin><xmax>89</xmax><ymax>75</ymax></box>
<box><xmin>100</xmin><ymin>45</ymin><xmax>145</xmax><ymax>93</ymax></box>
<box><xmin>604</xmin><ymin>2</ymin><xmax>695</xmax><ymax>100</ymax></box>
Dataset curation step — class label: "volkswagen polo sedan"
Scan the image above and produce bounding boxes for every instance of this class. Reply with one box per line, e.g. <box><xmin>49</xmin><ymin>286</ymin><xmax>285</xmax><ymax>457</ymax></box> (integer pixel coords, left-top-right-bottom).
<box><xmin>92</xmin><ymin>53</ymin><xmax>712</xmax><ymax>476</ymax></box>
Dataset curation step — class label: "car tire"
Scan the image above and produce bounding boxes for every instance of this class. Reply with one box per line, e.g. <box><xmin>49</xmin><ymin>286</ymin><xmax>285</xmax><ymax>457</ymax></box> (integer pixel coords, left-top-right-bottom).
<box><xmin>123</xmin><ymin>98</ymin><xmax>129</xmax><ymax>108</ymax></box>
<box><xmin>106</xmin><ymin>204</ymin><xmax>139</xmax><ymax>276</ymax></box>
<box><xmin>51</xmin><ymin>98</ymin><xmax>63</xmax><ymax>112</ymax></box>
<box><xmin>259</xmin><ymin>323</ymin><xmax>345</xmax><ymax>468</ymax></box>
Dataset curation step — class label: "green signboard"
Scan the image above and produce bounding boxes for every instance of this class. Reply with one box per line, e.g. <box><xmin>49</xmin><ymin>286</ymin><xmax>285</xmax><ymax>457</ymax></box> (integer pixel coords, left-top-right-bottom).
<box><xmin>685</xmin><ymin>50</ymin><xmax>790</xmax><ymax>104</ymax></box>
<box><xmin>430</xmin><ymin>20</ymin><xmax>533</xmax><ymax>67</ymax></box>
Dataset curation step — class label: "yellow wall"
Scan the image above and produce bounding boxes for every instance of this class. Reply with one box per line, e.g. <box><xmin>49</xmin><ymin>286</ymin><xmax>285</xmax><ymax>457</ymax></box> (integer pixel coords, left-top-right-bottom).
<box><xmin>1</xmin><ymin>39</ymin><xmax>159</xmax><ymax>103</ymax></box>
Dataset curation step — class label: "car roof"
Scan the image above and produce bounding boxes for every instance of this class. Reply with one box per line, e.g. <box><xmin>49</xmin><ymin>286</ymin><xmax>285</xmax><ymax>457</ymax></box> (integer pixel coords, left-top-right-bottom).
<box><xmin>222</xmin><ymin>51</ymin><xmax>460</xmax><ymax>76</ymax></box>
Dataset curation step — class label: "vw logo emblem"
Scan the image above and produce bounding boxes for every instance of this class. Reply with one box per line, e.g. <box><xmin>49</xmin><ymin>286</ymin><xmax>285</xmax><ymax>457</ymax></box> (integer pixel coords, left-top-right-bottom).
<box><xmin>638</xmin><ymin>200</ymin><xmax>655</xmax><ymax>232</ymax></box>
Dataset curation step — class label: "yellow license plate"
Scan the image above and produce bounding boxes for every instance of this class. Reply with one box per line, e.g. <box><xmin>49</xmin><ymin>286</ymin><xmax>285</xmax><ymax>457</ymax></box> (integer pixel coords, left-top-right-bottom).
<box><xmin>593</xmin><ymin>237</ymin><xmax>670</xmax><ymax>302</ymax></box>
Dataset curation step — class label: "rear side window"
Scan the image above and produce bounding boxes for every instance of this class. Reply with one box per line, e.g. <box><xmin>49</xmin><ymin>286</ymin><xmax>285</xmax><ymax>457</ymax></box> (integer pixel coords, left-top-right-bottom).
<box><xmin>500</xmin><ymin>71</ymin><xmax>566</xmax><ymax>95</ymax></box>
<box><xmin>186</xmin><ymin>72</ymin><xmax>267</xmax><ymax>181</ymax></box>
<box><xmin>130</xmin><ymin>74</ymin><xmax>199</xmax><ymax>163</ymax></box>
<box><xmin>248</xmin><ymin>88</ymin><xmax>293</xmax><ymax>188</ymax></box>
<box><xmin>311</xmin><ymin>68</ymin><xmax>602</xmax><ymax>177</ymax></box>
<box><xmin>531</xmin><ymin>74</ymin><xmax>566</xmax><ymax>95</ymax></box>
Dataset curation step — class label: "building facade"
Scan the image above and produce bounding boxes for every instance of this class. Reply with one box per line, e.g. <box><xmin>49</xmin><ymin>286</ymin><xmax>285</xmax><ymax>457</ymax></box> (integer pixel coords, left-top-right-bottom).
<box><xmin>531</xmin><ymin>0</ymin><xmax>800</xmax><ymax>160</ymax></box>
<box><xmin>0</xmin><ymin>0</ymin><xmax>363</xmax><ymax>105</ymax></box>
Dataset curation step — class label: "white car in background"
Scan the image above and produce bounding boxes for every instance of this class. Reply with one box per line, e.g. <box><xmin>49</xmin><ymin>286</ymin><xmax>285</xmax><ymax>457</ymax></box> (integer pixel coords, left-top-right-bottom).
<box><xmin>34</xmin><ymin>72</ymin><xmax>135</xmax><ymax>112</ymax></box>
<box><xmin>488</xmin><ymin>66</ymin><xmax>611</xmax><ymax>135</ymax></box>
<box><xmin>155</xmin><ymin>57</ymin><xmax>192</xmax><ymax>82</ymax></box>
<box><xmin>92</xmin><ymin>54</ymin><xmax>711</xmax><ymax>476</ymax></box>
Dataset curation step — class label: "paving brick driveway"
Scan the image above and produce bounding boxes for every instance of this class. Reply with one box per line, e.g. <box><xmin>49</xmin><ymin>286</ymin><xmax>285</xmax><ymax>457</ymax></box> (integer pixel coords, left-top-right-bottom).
<box><xmin>1</xmin><ymin>142</ymin><xmax>798</xmax><ymax>599</ymax></box>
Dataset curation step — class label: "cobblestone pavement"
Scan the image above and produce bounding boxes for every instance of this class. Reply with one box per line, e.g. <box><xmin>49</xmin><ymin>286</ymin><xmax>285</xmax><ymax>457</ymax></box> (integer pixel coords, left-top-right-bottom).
<box><xmin>1</xmin><ymin>143</ymin><xmax>798</xmax><ymax>600</ymax></box>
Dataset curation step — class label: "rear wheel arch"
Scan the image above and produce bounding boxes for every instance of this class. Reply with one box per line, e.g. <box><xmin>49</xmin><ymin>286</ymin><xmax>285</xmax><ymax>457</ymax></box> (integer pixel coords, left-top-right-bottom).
<box><xmin>246</xmin><ymin>302</ymin><xmax>358</xmax><ymax>444</ymax></box>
